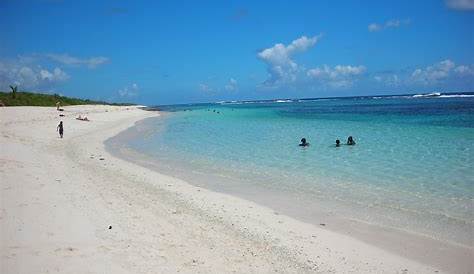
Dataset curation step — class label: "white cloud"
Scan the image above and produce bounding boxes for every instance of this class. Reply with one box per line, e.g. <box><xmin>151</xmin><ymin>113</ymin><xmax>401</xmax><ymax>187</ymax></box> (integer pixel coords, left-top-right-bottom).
<box><xmin>198</xmin><ymin>83</ymin><xmax>214</xmax><ymax>93</ymax></box>
<box><xmin>445</xmin><ymin>0</ymin><xmax>474</xmax><ymax>10</ymax></box>
<box><xmin>118</xmin><ymin>83</ymin><xmax>139</xmax><ymax>97</ymax></box>
<box><xmin>40</xmin><ymin>67</ymin><xmax>69</xmax><ymax>82</ymax></box>
<box><xmin>0</xmin><ymin>53</ymin><xmax>110</xmax><ymax>92</ymax></box>
<box><xmin>410</xmin><ymin>59</ymin><xmax>456</xmax><ymax>85</ymax></box>
<box><xmin>307</xmin><ymin>65</ymin><xmax>366</xmax><ymax>88</ymax></box>
<box><xmin>454</xmin><ymin>65</ymin><xmax>474</xmax><ymax>75</ymax></box>
<box><xmin>45</xmin><ymin>53</ymin><xmax>109</xmax><ymax>68</ymax></box>
<box><xmin>373</xmin><ymin>74</ymin><xmax>401</xmax><ymax>87</ymax></box>
<box><xmin>368</xmin><ymin>18</ymin><xmax>410</xmax><ymax>32</ymax></box>
<box><xmin>408</xmin><ymin>59</ymin><xmax>474</xmax><ymax>86</ymax></box>
<box><xmin>373</xmin><ymin>60</ymin><xmax>473</xmax><ymax>88</ymax></box>
<box><xmin>224</xmin><ymin>78</ymin><xmax>238</xmax><ymax>92</ymax></box>
<box><xmin>285</xmin><ymin>35</ymin><xmax>321</xmax><ymax>53</ymax></box>
<box><xmin>0</xmin><ymin>52</ymin><xmax>108</xmax><ymax>90</ymax></box>
<box><xmin>385</xmin><ymin>19</ymin><xmax>401</xmax><ymax>28</ymax></box>
<box><xmin>198</xmin><ymin>78</ymin><xmax>238</xmax><ymax>95</ymax></box>
<box><xmin>257</xmin><ymin>35</ymin><xmax>322</xmax><ymax>86</ymax></box>
<box><xmin>0</xmin><ymin>60</ymin><xmax>69</xmax><ymax>90</ymax></box>
<box><xmin>368</xmin><ymin>23</ymin><xmax>382</xmax><ymax>32</ymax></box>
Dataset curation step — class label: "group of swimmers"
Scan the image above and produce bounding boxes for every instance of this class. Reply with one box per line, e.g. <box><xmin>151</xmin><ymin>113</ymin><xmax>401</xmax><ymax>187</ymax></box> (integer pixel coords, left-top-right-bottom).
<box><xmin>299</xmin><ymin>136</ymin><xmax>356</xmax><ymax>147</ymax></box>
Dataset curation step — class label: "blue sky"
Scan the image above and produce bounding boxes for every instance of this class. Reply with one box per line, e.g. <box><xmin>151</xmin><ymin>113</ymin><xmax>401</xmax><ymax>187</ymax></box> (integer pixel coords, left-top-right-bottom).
<box><xmin>1</xmin><ymin>0</ymin><xmax>473</xmax><ymax>105</ymax></box>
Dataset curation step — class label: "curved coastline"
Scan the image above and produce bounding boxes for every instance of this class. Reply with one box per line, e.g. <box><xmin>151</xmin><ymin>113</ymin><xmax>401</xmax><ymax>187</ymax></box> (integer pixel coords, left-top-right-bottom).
<box><xmin>1</xmin><ymin>105</ymin><xmax>471</xmax><ymax>273</ymax></box>
<box><xmin>105</xmin><ymin>112</ymin><xmax>473</xmax><ymax>274</ymax></box>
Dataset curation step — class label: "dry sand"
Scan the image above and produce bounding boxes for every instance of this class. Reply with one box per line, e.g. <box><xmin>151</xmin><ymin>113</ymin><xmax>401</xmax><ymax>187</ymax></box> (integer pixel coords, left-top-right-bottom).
<box><xmin>0</xmin><ymin>105</ymin><xmax>471</xmax><ymax>273</ymax></box>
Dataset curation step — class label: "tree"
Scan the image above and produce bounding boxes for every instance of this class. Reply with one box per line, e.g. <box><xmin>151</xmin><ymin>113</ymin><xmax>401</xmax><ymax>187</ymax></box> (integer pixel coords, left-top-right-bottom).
<box><xmin>9</xmin><ymin>85</ymin><xmax>17</xmax><ymax>99</ymax></box>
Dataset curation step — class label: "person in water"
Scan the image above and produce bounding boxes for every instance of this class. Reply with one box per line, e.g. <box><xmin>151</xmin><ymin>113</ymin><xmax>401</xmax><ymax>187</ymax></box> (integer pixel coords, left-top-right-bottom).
<box><xmin>299</xmin><ymin>138</ymin><xmax>310</xmax><ymax>147</ymax></box>
<box><xmin>336</xmin><ymin>139</ymin><xmax>341</xmax><ymax>147</ymax></box>
<box><xmin>347</xmin><ymin>136</ymin><xmax>356</xmax><ymax>145</ymax></box>
<box><xmin>57</xmin><ymin>121</ymin><xmax>64</xmax><ymax>138</ymax></box>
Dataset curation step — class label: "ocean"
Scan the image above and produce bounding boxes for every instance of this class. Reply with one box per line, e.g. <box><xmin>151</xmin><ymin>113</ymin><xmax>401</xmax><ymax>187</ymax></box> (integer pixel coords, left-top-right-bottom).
<box><xmin>107</xmin><ymin>92</ymin><xmax>474</xmax><ymax>246</ymax></box>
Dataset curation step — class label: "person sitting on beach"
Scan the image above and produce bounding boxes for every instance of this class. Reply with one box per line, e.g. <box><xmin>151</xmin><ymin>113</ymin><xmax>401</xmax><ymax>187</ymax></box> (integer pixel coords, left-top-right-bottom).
<box><xmin>299</xmin><ymin>138</ymin><xmax>310</xmax><ymax>147</ymax></box>
<box><xmin>76</xmin><ymin>115</ymin><xmax>90</xmax><ymax>121</ymax></box>
<box><xmin>336</xmin><ymin>139</ymin><xmax>341</xmax><ymax>147</ymax></box>
<box><xmin>57</xmin><ymin>121</ymin><xmax>64</xmax><ymax>138</ymax></box>
<box><xmin>347</xmin><ymin>136</ymin><xmax>356</xmax><ymax>145</ymax></box>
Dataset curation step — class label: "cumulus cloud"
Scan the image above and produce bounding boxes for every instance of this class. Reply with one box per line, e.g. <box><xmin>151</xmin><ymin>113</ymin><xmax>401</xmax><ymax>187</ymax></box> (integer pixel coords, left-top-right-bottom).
<box><xmin>368</xmin><ymin>18</ymin><xmax>410</xmax><ymax>32</ymax></box>
<box><xmin>0</xmin><ymin>52</ymin><xmax>109</xmax><ymax>92</ymax></box>
<box><xmin>45</xmin><ymin>53</ymin><xmax>109</xmax><ymax>68</ymax></box>
<box><xmin>0</xmin><ymin>60</ymin><xmax>69</xmax><ymax>91</ymax></box>
<box><xmin>40</xmin><ymin>67</ymin><xmax>69</xmax><ymax>82</ymax></box>
<box><xmin>410</xmin><ymin>59</ymin><xmax>457</xmax><ymax>85</ymax></box>
<box><xmin>370</xmin><ymin>59</ymin><xmax>474</xmax><ymax>89</ymax></box>
<box><xmin>372</xmin><ymin>59</ymin><xmax>473</xmax><ymax>87</ymax></box>
<box><xmin>118</xmin><ymin>83</ymin><xmax>139</xmax><ymax>97</ymax></box>
<box><xmin>224</xmin><ymin>78</ymin><xmax>238</xmax><ymax>92</ymax></box>
<box><xmin>307</xmin><ymin>65</ymin><xmax>366</xmax><ymax>88</ymax></box>
<box><xmin>257</xmin><ymin>35</ymin><xmax>322</xmax><ymax>86</ymax></box>
<box><xmin>445</xmin><ymin>0</ymin><xmax>474</xmax><ymax>10</ymax></box>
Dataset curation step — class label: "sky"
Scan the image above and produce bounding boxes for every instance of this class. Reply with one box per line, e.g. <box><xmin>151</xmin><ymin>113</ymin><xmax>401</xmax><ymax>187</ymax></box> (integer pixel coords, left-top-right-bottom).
<box><xmin>1</xmin><ymin>0</ymin><xmax>473</xmax><ymax>105</ymax></box>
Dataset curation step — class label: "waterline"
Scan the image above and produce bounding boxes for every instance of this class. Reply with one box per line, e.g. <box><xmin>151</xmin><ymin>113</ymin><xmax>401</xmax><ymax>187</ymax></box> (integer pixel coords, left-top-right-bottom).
<box><xmin>108</xmin><ymin>94</ymin><xmax>474</xmax><ymax>247</ymax></box>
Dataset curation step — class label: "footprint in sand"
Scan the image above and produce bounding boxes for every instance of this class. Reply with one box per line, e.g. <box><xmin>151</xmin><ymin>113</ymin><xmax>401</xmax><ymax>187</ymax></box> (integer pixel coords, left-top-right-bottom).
<box><xmin>54</xmin><ymin>247</ymin><xmax>76</xmax><ymax>252</ymax></box>
<box><xmin>54</xmin><ymin>247</ymin><xmax>78</xmax><ymax>257</ymax></box>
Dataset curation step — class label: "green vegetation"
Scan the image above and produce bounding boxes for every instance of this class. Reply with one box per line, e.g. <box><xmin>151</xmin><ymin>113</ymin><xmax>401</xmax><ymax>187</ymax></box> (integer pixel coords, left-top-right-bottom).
<box><xmin>0</xmin><ymin>91</ymin><xmax>133</xmax><ymax>107</ymax></box>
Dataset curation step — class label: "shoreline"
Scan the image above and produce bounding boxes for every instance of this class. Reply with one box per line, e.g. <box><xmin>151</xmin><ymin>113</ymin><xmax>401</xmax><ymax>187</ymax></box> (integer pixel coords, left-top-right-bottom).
<box><xmin>106</xmin><ymin>114</ymin><xmax>473</xmax><ymax>273</ymax></box>
<box><xmin>1</xmin><ymin>106</ymin><xmax>471</xmax><ymax>273</ymax></box>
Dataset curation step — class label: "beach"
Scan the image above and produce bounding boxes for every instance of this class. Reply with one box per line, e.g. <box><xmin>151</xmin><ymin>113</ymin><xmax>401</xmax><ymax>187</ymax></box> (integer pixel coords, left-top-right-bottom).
<box><xmin>1</xmin><ymin>105</ymin><xmax>472</xmax><ymax>273</ymax></box>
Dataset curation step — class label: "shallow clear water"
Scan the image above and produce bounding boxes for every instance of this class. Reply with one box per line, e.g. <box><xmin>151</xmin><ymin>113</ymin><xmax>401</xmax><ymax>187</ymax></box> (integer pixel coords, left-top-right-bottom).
<box><xmin>120</xmin><ymin>94</ymin><xmax>474</xmax><ymax>245</ymax></box>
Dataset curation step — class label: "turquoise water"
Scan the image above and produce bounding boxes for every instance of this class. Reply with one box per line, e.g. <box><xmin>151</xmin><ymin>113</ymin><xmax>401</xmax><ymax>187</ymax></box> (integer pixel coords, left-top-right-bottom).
<box><xmin>120</xmin><ymin>93</ymin><xmax>474</xmax><ymax>245</ymax></box>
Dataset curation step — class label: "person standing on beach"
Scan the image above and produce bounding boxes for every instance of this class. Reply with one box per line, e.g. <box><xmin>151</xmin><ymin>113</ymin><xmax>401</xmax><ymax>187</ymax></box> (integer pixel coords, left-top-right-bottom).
<box><xmin>57</xmin><ymin>121</ymin><xmax>64</xmax><ymax>138</ymax></box>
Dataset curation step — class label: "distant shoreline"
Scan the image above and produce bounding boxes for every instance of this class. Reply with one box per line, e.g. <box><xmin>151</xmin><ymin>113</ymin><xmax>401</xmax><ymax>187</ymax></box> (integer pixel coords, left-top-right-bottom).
<box><xmin>0</xmin><ymin>91</ymin><xmax>135</xmax><ymax>107</ymax></box>
<box><xmin>149</xmin><ymin>91</ymin><xmax>474</xmax><ymax>110</ymax></box>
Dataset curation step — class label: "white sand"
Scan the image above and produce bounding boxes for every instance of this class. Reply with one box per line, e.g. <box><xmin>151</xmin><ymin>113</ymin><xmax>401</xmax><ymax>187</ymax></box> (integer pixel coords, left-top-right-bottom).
<box><xmin>0</xmin><ymin>105</ymin><xmax>470</xmax><ymax>273</ymax></box>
